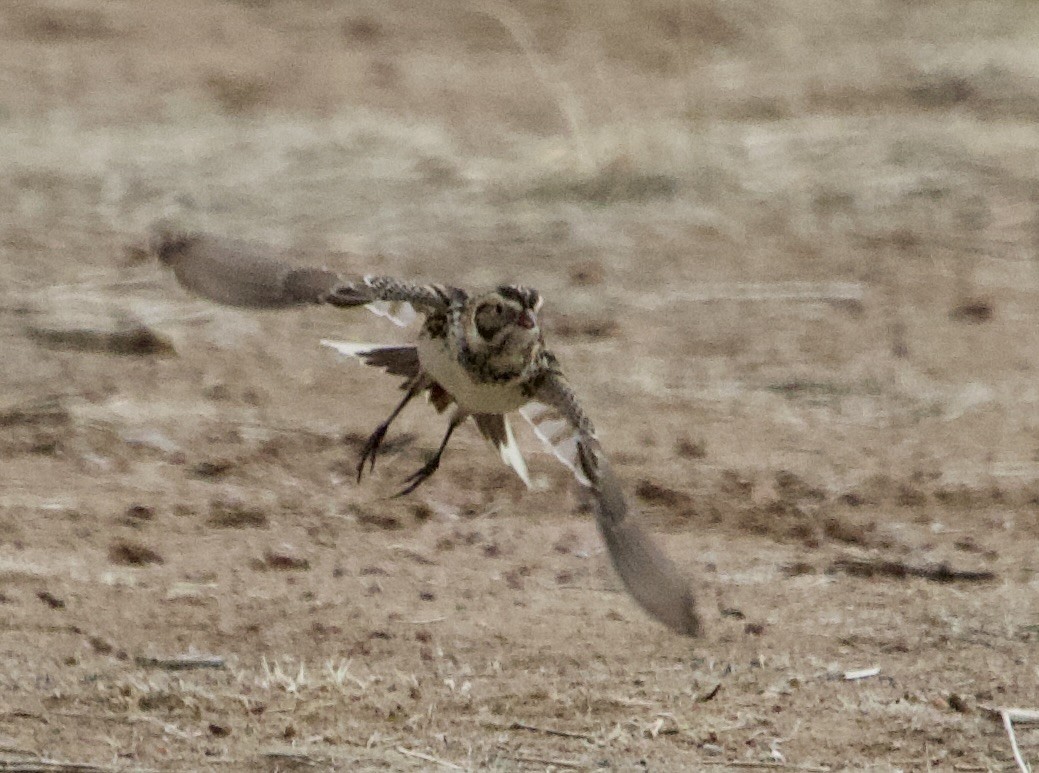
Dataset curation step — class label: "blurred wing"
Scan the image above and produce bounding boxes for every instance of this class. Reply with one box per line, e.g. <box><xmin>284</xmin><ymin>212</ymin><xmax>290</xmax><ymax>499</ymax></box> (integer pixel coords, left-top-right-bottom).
<box><xmin>472</xmin><ymin>413</ymin><xmax>530</xmax><ymax>487</ymax></box>
<box><xmin>152</xmin><ymin>228</ymin><xmax>342</xmax><ymax>309</ymax></box>
<box><xmin>151</xmin><ymin>226</ymin><xmax>434</xmax><ymax>326</ymax></box>
<box><xmin>576</xmin><ymin>439</ymin><xmax>702</xmax><ymax>638</ymax></box>
<box><xmin>524</xmin><ymin>363</ymin><xmax>702</xmax><ymax>637</ymax></box>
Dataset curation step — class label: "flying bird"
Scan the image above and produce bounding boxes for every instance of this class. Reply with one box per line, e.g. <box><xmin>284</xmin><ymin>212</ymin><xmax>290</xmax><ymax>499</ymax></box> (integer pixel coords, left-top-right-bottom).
<box><xmin>151</xmin><ymin>225</ymin><xmax>701</xmax><ymax>637</ymax></box>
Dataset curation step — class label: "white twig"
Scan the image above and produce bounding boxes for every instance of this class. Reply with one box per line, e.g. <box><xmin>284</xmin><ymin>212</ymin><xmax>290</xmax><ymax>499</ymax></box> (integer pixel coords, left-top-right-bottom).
<box><xmin>1001</xmin><ymin>709</ymin><xmax>1032</xmax><ymax>773</ymax></box>
<box><xmin>980</xmin><ymin>706</ymin><xmax>1039</xmax><ymax>724</ymax></box>
<box><xmin>1002</xmin><ymin>709</ymin><xmax>1039</xmax><ymax>725</ymax></box>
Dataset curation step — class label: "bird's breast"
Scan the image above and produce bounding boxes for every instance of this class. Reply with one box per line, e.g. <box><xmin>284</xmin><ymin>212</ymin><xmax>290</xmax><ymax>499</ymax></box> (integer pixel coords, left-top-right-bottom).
<box><xmin>416</xmin><ymin>335</ymin><xmax>528</xmax><ymax>414</ymax></box>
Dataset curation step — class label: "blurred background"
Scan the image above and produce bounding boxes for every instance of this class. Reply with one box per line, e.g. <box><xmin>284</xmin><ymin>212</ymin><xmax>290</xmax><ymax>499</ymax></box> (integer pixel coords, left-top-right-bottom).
<box><xmin>1</xmin><ymin>2</ymin><xmax>1038</xmax><ymax>770</ymax></box>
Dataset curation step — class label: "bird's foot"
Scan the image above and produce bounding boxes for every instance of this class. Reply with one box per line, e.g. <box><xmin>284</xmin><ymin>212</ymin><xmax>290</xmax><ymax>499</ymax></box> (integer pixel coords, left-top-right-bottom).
<box><xmin>392</xmin><ymin>455</ymin><xmax>442</xmax><ymax>497</ymax></box>
<box><xmin>356</xmin><ymin>424</ymin><xmax>388</xmax><ymax>482</ymax></box>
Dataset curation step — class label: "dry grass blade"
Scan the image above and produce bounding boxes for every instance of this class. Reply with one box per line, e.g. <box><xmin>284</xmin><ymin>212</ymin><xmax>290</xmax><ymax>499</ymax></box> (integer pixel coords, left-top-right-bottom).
<box><xmin>502</xmin><ymin>754</ymin><xmax>585</xmax><ymax>769</ymax></box>
<box><xmin>476</xmin><ymin>0</ymin><xmax>590</xmax><ymax>170</ymax></box>
<box><xmin>979</xmin><ymin>706</ymin><xmax>1039</xmax><ymax>723</ymax></box>
<box><xmin>261</xmin><ymin>751</ymin><xmax>320</xmax><ymax>767</ymax></box>
<box><xmin>395</xmin><ymin>746</ymin><xmax>465</xmax><ymax>770</ymax></box>
<box><xmin>702</xmin><ymin>762</ymin><xmax>831</xmax><ymax>772</ymax></box>
<box><xmin>0</xmin><ymin>759</ymin><xmax>153</xmax><ymax>772</ymax></box>
<box><xmin>499</xmin><ymin>721</ymin><xmax>596</xmax><ymax>742</ymax></box>
<box><xmin>134</xmin><ymin>654</ymin><xmax>225</xmax><ymax>670</ymax></box>
<box><xmin>0</xmin><ymin>752</ymin><xmax>37</xmax><ymax>764</ymax></box>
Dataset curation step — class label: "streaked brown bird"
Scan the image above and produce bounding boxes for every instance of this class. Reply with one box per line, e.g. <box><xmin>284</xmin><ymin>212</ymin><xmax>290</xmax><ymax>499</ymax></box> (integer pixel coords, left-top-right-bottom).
<box><xmin>152</xmin><ymin>225</ymin><xmax>701</xmax><ymax>637</ymax></box>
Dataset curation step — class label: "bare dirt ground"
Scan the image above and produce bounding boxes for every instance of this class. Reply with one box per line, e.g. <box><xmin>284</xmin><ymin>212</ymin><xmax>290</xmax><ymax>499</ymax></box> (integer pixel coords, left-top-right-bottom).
<box><xmin>2</xmin><ymin>1</ymin><xmax>1039</xmax><ymax>771</ymax></box>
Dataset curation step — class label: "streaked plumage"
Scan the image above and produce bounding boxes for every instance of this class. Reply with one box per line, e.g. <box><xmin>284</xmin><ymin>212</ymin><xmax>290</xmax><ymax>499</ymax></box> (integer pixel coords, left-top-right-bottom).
<box><xmin>152</xmin><ymin>225</ymin><xmax>701</xmax><ymax>637</ymax></box>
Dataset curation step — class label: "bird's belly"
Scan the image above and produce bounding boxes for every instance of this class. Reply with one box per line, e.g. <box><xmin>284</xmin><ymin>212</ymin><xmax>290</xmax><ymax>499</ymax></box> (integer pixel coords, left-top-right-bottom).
<box><xmin>417</xmin><ymin>337</ymin><xmax>527</xmax><ymax>414</ymax></box>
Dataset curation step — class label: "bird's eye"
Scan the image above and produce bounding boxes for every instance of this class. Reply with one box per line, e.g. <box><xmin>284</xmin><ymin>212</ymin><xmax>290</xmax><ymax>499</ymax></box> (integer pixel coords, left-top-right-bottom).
<box><xmin>494</xmin><ymin>303</ymin><xmax>504</xmax><ymax>314</ymax></box>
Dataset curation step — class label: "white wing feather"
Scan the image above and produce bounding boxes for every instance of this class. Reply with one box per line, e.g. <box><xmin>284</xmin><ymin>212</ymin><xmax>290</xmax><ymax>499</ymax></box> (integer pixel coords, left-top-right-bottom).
<box><xmin>364</xmin><ymin>299</ymin><xmax>419</xmax><ymax>327</ymax></box>
<box><xmin>519</xmin><ymin>401</ymin><xmax>591</xmax><ymax>486</ymax></box>
<box><xmin>497</xmin><ymin>416</ymin><xmax>531</xmax><ymax>487</ymax></box>
<box><xmin>320</xmin><ymin>340</ymin><xmax>383</xmax><ymax>358</ymax></box>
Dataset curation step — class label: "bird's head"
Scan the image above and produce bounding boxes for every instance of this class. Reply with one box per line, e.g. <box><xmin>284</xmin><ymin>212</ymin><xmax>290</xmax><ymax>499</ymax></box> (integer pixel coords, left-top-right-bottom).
<box><xmin>470</xmin><ymin>285</ymin><xmax>543</xmax><ymax>353</ymax></box>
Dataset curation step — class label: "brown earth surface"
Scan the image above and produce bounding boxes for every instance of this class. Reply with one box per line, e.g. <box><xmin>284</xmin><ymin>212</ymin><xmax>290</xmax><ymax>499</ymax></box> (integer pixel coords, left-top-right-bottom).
<box><xmin>2</xmin><ymin>1</ymin><xmax>1038</xmax><ymax>771</ymax></box>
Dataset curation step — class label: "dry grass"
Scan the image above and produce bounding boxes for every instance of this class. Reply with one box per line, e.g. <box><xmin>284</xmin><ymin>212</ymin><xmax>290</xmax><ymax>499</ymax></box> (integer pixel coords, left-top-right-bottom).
<box><xmin>1</xmin><ymin>0</ymin><xmax>1039</xmax><ymax>770</ymax></box>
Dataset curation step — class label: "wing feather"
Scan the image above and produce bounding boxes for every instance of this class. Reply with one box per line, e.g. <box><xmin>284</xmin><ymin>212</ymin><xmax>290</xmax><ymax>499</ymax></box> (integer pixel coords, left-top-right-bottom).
<box><xmin>580</xmin><ymin>443</ymin><xmax>702</xmax><ymax>637</ymax></box>
<box><xmin>523</xmin><ymin>359</ymin><xmax>701</xmax><ymax>637</ymax></box>
<box><xmin>321</xmin><ymin>341</ymin><xmax>421</xmax><ymax>379</ymax></box>
<box><xmin>472</xmin><ymin>414</ymin><xmax>531</xmax><ymax>487</ymax></box>
<box><xmin>152</xmin><ymin>228</ymin><xmax>343</xmax><ymax>309</ymax></box>
<box><xmin>519</xmin><ymin>401</ymin><xmax>591</xmax><ymax>486</ymax></box>
<box><xmin>152</xmin><ymin>225</ymin><xmax>446</xmax><ymax>325</ymax></box>
<box><xmin>364</xmin><ymin>299</ymin><xmax>420</xmax><ymax>328</ymax></box>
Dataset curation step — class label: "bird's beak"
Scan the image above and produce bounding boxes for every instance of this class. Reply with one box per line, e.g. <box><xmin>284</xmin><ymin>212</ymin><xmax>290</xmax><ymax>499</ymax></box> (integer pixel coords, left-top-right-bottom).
<box><xmin>517</xmin><ymin>310</ymin><xmax>537</xmax><ymax>329</ymax></box>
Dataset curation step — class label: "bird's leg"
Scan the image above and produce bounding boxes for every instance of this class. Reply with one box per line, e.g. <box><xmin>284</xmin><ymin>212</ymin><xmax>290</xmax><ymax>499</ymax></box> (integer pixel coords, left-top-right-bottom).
<box><xmin>357</xmin><ymin>379</ymin><xmax>424</xmax><ymax>482</ymax></box>
<box><xmin>393</xmin><ymin>411</ymin><xmax>467</xmax><ymax>497</ymax></box>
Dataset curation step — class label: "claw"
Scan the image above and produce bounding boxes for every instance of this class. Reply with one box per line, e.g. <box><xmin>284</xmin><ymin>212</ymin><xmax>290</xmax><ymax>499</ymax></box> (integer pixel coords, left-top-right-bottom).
<box><xmin>392</xmin><ymin>456</ymin><xmax>441</xmax><ymax>498</ymax></box>
<box><xmin>357</xmin><ymin>424</ymin><xmax>388</xmax><ymax>482</ymax></box>
<box><xmin>354</xmin><ymin>381</ymin><xmax>425</xmax><ymax>487</ymax></box>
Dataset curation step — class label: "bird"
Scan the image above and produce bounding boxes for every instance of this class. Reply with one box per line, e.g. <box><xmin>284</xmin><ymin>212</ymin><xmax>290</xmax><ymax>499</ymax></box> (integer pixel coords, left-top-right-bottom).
<box><xmin>151</xmin><ymin>224</ymin><xmax>701</xmax><ymax>637</ymax></box>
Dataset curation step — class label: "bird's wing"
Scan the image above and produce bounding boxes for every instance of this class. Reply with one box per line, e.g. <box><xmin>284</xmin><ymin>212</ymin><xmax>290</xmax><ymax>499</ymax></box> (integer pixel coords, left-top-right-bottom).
<box><xmin>471</xmin><ymin>413</ymin><xmax>531</xmax><ymax>487</ymax></box>
<box><xmin>518</xmin><ymin>351</ymin><xmax>599</xmax><ymax>486</ymax></box>
<box><xmin>320</xmin><ymin>341</ymin><xmax>422</xmax><ymax>379</ymax></box>
<box><xmin>521</xmin><ymin>359</ymin><xmax>702</xmax><ymax>637</ymax></box>
<box><xmin>151</xmin><ymin>225</ymin><xmax>452</xmax><ymax>326</ymax></box>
